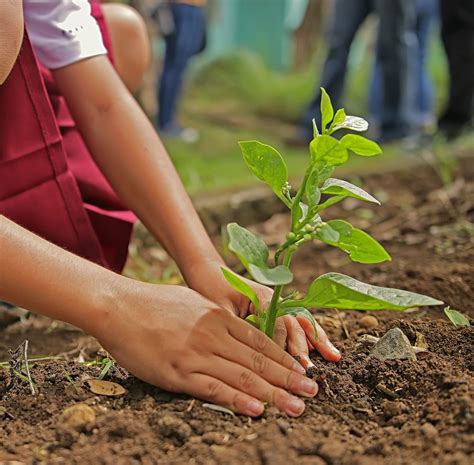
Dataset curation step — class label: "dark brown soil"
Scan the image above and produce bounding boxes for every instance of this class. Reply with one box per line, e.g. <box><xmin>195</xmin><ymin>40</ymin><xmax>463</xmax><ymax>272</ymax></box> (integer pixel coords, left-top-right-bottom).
<box><xmin>1</xmin><ymin>156</ymin><xmax>473</xmax><ymax>465</ymax></box>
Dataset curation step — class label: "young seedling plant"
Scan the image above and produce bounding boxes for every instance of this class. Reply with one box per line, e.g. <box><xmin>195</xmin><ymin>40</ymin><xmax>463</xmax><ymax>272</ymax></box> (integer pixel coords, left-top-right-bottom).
<box><xmin>222</xmin><ymin>88</ymin><xmax>443</xmax><ymax>340</ymax></box>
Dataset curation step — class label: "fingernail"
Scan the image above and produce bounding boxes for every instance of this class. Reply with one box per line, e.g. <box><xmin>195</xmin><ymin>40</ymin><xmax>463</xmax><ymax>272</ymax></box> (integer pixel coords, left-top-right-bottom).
<box><xmin>246</xmin><ymin>400</ymin><xmax>264</xmax><ymax>416</ymax></box>
<box><xmin>330</xmin><ymin>344</ymin><xmax>341</xmax><ymax>356</ymax></box>
<box><xmin>286</xmin><ymin>397</ymin><xmax>305</xmax><ymax>416</ymax></box>
<box><xmin>302</xmin><ymin>355</ymin><xmax>315</xmax><ymax>369</ymax></box>
<box><xmin>299</xmin><ymin>378</ymin><xmax>318</xmax><ymax>396</ymax></box>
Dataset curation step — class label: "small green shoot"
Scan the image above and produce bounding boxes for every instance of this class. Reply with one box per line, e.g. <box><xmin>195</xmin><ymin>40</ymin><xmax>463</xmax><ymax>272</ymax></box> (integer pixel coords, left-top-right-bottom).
<box><xmin>98</xmin><ymin>357</ymin><xmax>114</xmax><ymax>380</ymax></box>
<box><xmin>444</xmin><ymin>306</ymin><xmax>470</xmax><ymax>327</ymax></box>
<box><xmin>222</xmin><ymin>88</ymin><xmax>443</xmax><ymax>339</ymax></box>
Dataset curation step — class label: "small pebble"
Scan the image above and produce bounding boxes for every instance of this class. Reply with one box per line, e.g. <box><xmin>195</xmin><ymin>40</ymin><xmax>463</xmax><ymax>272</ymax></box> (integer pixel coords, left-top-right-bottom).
<box><xmin>371</xmin><ymin>328</ymin><xmax>416</xmax><ymax>361</ymax></box>
<box><xmin>59</xmin><ymin>403</ymin><xmax>96</xmax><ymax>431</ymax></box>
<box><xmin>360</xmin><ymin>315</ymin><xmax>379</xmax><ymax>329</ymax></box>
<box><xmin>420</xmin><ymin>422</ymin><xmax>438</xmax><ymax>439</ymax></box>
<box><xmin>201</xmin><ymin>431</ymin><xmax>229</xmax><ymax>445</ymax></box>
<box><xmin>276</xmin><ymin>418</ymin><xmax>291</xmax><ymax>435</ymax></box>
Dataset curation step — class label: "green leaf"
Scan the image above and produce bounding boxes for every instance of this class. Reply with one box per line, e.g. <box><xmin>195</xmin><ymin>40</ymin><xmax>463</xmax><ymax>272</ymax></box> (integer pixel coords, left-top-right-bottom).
<box><xmin>316</xmin><ymin>165</ymin><xmax>335</xmax><ymax>184</ymax></box>
<box><xmin>300</xmin><ymin>272</ymin><xmax>443</xmax><ymax>310</ymax></box>
<box><xmin>329</xmin><ymin>108</ymin><xmax>346</xmax><ymax>133</ymax></box>
<box><xmin>310</xmin><ymin>135</ymin><xmax>349</xmax><ymax>166</ymax></box>
<box><xmin>316</xmin><ymin>223</ymin><xmax>340</xmax><ymax>243</ymax></box>
<box><xmin>227</xmin><ymin>223</ymin><xmax>268</xmax><ymax>268</ymax></box>
<box><xmin>321</xmin><ymin>178</ymin><xmax>380</xmax><ymax>205</ymax></box>
<box><xmin>314</xmin><ymin>195</ymin><xmax>347</xmax><ymax>214</ymax></box>
<box><xmin>332</xmin><ymin>115</ymin><xmax>369</xmax><ymax>133</ymax></box>
<box><xmin>305</xmin><ymin>170</ymin><xmax>321</xmax><ymax>208</ymax></box>
<box><xmin>245</xmin><ymin>314</ymin><xmax>262</xmax><ymax>329</ymax></box>
<box><xmin>239</xmin><ymin>141</ymin><xmax>288</xmax><ymax>199</ymax></box>
<box><xmin>320</xmin><ymin>87</ymin><xmax>334</xmax><ymax>132</ymax></box>
<box><xmin>248</xmin><ymin>264</ymin><xmax>293</xmax><ymax>286</ymax></box>
<box><xmin>321</xmin><ymin>220</ymin><xmax>391</xmax><ymax>263</ymax></box>
<box><xmin>293</xmin><ymin>202</ymin><xmax>309</xmax><ymax>227</ymax></box>
<box><xmin>277</xmin><ymin>307</ymin><xmax>318</xmax><ymax>335</ymax></box>
<box><xmin>444</xmin><ymin>306</ymin><xmax>470</xmax><ymax>327</ymax></box>
<box><xmin>221</xmin><ymin>268</ymin><xmax>260</xmax><ymax>311</ymax></box>
<box><xmin>340</xmin><ymin>134</ymin><xmax>382</xmax><ymax>156</ymax></box>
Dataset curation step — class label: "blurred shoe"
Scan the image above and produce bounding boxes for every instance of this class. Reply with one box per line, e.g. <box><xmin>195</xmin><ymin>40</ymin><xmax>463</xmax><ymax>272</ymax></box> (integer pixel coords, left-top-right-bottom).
<box><xmin>160</xmin><ymin>125</ymin><xmax>199</xmax><ymax>143</ymax></box>
<box><xmin>438</xmin><ymin>117</ymin><xmax>473</xmax><ymax>141</ymax></box>
<box><xmin>377</xmin><ymin>132</ymin><xmax>433</xmax><ymax>152</ymax></box>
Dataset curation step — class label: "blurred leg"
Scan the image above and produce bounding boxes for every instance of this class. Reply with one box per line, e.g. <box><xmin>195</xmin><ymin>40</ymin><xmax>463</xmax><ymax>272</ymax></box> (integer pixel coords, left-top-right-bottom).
<box><xmin>368</xmin><ymin>57</ymin><xmax>382</xmax><ymax>129</ymax></box>
<box><xmin>157</xmin><ymin>4</ymin><xmax>205</xmax><ymax>130</ymax></box>
<box><xmin>415</xmin><ymin>0</ymin><xmax>438</xmax><ymax>127</ymax></box>
<box><xmin>299</xmin><ymin>0</ymin><xmax>372</xmax><ymax>139</ymax></box>
<box><xmin>102</xmin><ymin>3</ymin><xmax>150</xmax><ymax>93</ymax></box>
<box><xmin>374</xmin><ymin>0</ymin><xmax>417</xmax><ymax>140</ymax></box>
<box><xmin>439</xmin><ymin>0</ymin><xmax>474</xmax><ymax>135</ymax></box>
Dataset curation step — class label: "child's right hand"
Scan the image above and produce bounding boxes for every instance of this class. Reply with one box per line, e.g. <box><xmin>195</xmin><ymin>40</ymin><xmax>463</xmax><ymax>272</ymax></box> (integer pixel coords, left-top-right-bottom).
<box><xmin>93</xmin><ymin>281</ymin><xmax>319</xmax><ymax>417</ymax></box>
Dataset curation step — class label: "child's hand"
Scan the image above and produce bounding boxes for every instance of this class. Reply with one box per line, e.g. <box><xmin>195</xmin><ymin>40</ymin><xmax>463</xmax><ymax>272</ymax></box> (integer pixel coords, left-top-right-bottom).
<box><xmin>186</xmin><ymin>260</ymin><xmax>341</xmax><ymax>369</ymax></box>
<box><xmin>94</xmin><ymin>283</ymin><xmax>318</xmax><ymax>417</ymax></box>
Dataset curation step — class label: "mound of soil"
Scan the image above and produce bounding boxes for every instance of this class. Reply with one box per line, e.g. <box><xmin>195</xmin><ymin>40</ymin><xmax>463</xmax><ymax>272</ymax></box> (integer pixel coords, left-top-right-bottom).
<box><xmin>1</xmin><ymin>157</ymin><xmax>473</xmax><ymax>465</ymax></box>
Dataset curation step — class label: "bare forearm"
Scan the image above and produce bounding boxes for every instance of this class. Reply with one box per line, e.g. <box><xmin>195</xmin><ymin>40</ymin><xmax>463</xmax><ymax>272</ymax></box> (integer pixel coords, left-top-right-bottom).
<box><xmin>0</xmin><ymin>215</ymin><xmax>118</xmax><ymax>336</ymax></box>
<box><xmin>51</xmin><ymin>57</ymin><xmax>222</xmax><ymax>286</ymax></box>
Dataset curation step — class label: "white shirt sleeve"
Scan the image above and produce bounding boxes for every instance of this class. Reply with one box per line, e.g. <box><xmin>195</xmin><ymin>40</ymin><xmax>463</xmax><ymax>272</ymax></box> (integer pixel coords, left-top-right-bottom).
<box><xmin>23</xmin><ymin>0</ymin><xmax>107</xmax><ymax>69</ymax></box>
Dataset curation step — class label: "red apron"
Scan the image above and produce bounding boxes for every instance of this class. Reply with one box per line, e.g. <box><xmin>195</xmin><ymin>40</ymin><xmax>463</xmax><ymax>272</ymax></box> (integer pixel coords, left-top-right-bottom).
<box><xmin>0</xmin><ymin>2</ymin><xmax>135</xmax><ymax>273</ymax></box>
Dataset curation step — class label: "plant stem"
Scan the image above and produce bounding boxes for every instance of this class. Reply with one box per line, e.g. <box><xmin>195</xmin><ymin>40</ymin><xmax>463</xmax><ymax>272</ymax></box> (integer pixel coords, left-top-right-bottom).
<box><xmin>264</xmin><ymin>252</ymin><xmax>294</xmax><ymax>338</ymax></box>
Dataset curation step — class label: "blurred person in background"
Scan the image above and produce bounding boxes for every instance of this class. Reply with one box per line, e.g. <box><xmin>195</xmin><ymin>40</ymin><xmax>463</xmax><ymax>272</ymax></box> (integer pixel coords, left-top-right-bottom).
<box><xmin>289</xmin><ymin>0</ymin><xmax>417</xmax><ymax>145</ymax></box>
<box><xmin>369</xmin><ymin>0</ymin><xmax>439</xmax><ymax>139</ymax></box>
<box><xmin>438</xmin><ymin>0</ymin><xmax>474</xmax><ymax>139</ymax></box>
<box><xmin>154</xmin><ymin>0</ymin><xmax>207</xmax><ymax>142</ymax></box>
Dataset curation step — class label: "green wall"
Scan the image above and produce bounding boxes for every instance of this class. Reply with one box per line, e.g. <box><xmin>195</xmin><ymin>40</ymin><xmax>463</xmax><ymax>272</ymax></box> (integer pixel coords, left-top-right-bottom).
<box><xmin>206</xmin><ymin>0</ymin><xmax>306</xmax><ymax>70</ymax></box>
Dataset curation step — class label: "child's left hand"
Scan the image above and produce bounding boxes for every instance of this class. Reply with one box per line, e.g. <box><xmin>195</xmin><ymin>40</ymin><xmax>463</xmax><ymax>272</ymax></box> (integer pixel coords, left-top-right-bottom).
<box><xmin>187</xmin><ymin>260</ymin><xmax>342</xmax><ymax>369</ymax></box>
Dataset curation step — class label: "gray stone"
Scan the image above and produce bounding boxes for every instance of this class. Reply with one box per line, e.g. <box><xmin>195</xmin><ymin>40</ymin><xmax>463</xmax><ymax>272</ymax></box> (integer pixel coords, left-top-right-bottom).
<box><xmin>370</xmin><ymin>328</ymin><xmax>416</xmax><ymax>361</ymax></box>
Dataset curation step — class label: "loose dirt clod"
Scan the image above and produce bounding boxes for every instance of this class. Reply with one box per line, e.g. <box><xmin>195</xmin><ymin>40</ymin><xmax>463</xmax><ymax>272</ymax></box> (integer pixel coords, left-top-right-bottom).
<box><xmin>59</xmin><ymin>403</ymin><xmax>96</xmax><ymax>431</ymax></box>
<box><xmin>371</xmin><ymin>327</ymin><xmax>416</xmax><ymax>361</ymax></box>
<box><xmin>157</xmin><ymin>416</ymin><xmax>192</xmax><ymax>446</ymax></box>
<box><xmin>360</xmin><ymin>315</ymin><xmax>379</xmax><ymax>329</ymax></box>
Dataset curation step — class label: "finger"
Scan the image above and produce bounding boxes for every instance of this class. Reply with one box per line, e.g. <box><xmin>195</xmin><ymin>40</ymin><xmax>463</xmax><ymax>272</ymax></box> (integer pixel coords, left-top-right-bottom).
<box><xmin>183</xmin><ymin>373</ymin><xmax>265</xmax><ymax>417</ymax></box>
<box><xmin>296</xmin><ymin>315</ymin><xmax>341</xmax><ymax>362</ymax></box>
<box><xmin>227</xmin><ymin>316</ymin><xmax>306</xmax><ymax>374</ymax></box>
<box><xmin>216</xmin><ymin>336</ymin><xmax>318</xmax><ymax>398</ymax></box>
<box><xmin>283</xmin><ymin>315</ymin><xmax>313</xmax><ymax>369</ymax></box>
<box><xmin>273</xmin><ymin>318</ymin><xmax>287</xmax><ymax>349</ymax></box>
<box><xmin>203</xmin><ymin>355</ymin><xmax>309</xmax><ymax>417</ymax></box>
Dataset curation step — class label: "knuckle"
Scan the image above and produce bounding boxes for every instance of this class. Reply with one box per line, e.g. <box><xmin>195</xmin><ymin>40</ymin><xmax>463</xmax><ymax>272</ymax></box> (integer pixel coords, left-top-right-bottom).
<box><xmin>274</xmin><ymin>324</ymin><xmax>287</xmax><ymax>340</ymax></box>
<box><xmin>208</xmin><ymin>306</ymin><xmax>227</xmax><ymax>319</ymax></box>
<box><xmin>230</xmin><ymin>392</ymin><xmax>247</xmax><ymax>412</ymax></box>
<box><xmin>279</xmin><ymin>351</ymin><xmax>294</xmax><ymax>368</ymax></box>
<box><xmin>252</xmin><ymin>352</ymin><xmax>269</xmax><ymax>376</ymax></box>
<box><xmin>205</xmin><ymin>380</ymin><xmax>223</xmax><ymax>401</ymax></box>
<box><xmin>268</xmin><ymin>387</ymin><xmax>285</xmax><ymax>407</ymax></box>
<box><xmin>253</xmin><ymin>330</ymin><xmax>269</xmax><ymax>352</ymax></box>
<box><xmin>285</xmin><ymin>369</ymin><xmax>298</xmax><ymax>391</ymax></box>
<box><xmin>239</xmin><ymin>370</ymin><xmax>256</xmax><ymax>391</ymax></box>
